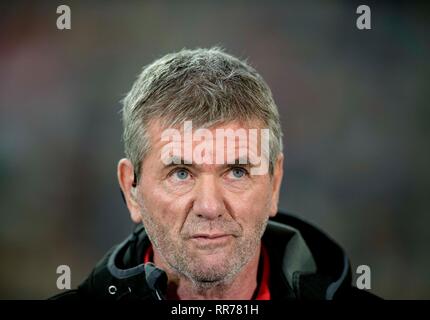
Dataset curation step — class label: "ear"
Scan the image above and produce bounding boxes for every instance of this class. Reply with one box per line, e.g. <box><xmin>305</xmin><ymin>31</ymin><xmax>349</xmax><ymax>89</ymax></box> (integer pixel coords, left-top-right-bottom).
<box><xmin>269</xmin><ymin>153</ymin><xmax>284</xmax><ymax>218</ymax></box>
<box><xmin>117</xmin><ymin>158</ymin><xmax>142</xmax><ymax>223</ymax></box>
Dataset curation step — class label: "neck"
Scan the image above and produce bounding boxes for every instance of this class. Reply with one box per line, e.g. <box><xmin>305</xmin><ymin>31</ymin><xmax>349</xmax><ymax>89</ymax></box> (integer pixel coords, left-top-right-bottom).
<box><xmin>153</xmin><ymin>244</ymin><xmax>261</xmax><ymax>300</ymax></box>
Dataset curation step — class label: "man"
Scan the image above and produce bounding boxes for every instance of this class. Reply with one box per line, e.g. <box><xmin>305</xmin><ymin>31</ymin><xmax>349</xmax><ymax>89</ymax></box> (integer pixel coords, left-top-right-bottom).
<box><xmin>52</xmin><ymin>48</ymin><xmax>378</xmax><ymax>300</ymax></box>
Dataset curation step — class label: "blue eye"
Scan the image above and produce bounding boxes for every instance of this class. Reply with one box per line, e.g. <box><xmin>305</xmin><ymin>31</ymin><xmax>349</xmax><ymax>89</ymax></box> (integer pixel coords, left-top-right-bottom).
<box><xmin>175</xmin><ymin>169</ymin><xmax>189</xmax><ymax>180</ymax></box>
<box><xmin>231</xmin><ymin>167</ymin><xmax>246</xmax><ymax>178</ymax></box>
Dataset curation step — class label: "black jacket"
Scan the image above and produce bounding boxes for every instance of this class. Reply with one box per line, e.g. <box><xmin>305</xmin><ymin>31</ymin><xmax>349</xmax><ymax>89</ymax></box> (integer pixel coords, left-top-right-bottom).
<box><xmin>51</xmin><ymin>212</ymin><xmax>380</xmax><ymax>300</ymax></box>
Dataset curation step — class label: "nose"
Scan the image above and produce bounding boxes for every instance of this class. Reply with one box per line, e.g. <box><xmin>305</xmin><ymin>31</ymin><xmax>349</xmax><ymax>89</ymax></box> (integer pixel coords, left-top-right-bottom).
<box><xmin>192</xmin><ymin>174</ymin><xmax>226</xmax><ymax>220</ymax></box>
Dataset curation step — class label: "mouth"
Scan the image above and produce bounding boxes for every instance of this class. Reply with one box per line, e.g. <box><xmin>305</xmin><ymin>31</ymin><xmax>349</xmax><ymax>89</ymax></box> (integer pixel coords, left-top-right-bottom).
<box><xmin>191</xmin><ymin>233</ymin><xmax>231</xmax><ymax>239</ymax></box>
<box><xmin>190</xmin><ymin>234</ymin><xmax>233</xmax><ymax>249</ymax></box>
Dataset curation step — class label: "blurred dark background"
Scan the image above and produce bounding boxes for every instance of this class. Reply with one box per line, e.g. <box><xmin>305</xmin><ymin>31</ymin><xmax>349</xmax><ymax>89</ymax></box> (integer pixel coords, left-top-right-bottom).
<box><xmin>0</xmin><ymin>1</ymin><xmax>429</xmax><ymax>299</ymax></box>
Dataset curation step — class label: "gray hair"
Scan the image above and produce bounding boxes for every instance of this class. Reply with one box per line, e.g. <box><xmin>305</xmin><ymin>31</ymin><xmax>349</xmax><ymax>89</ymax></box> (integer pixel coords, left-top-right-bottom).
<box><xmin>121</xmin><ymin>47</ymin><xmax>283</xmax><ymax>182</ymax></box>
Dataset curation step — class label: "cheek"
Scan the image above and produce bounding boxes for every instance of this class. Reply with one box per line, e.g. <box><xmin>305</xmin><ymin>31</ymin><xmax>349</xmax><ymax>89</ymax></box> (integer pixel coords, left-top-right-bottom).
<box><xmin>228</xmin><ymin>184</ymin><xmax>272</xmax><ymax>228</ymax></box>
<box><xmin>140</xmin><ymin>183</ymin><xmax>189</xmax><ymax>235</ymax></box>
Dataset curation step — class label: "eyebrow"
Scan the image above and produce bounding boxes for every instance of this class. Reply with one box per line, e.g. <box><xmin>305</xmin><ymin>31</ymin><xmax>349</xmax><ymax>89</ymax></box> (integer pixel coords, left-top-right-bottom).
<box><xmin>162</xmin><ymin>156</ymin><xmax>192</xmax><ymax>167</ymax></box>
<box><xmin>161</xmin><ymin>156</ymin><xmax>256</xmax><ymax>169</ymax></box>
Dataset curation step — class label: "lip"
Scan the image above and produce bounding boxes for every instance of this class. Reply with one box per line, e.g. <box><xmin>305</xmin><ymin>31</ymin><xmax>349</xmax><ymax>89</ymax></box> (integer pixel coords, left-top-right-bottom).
<box><xmin>190</xmin><ymin>234</ymin><xmax>233</xmax><ymax>248</ymax></box>
<box><xmin>191</xmin><ymin>233</ymin><xmax>231</xmax><ymax>239</ymax></box>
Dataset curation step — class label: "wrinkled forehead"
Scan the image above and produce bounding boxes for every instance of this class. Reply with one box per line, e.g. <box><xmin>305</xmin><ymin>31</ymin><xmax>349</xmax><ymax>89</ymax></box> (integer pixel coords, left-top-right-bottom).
<box><xmin>147</xmin><ymin>118</ymin><xmax>266</xmax><ymax>141</ymax></box>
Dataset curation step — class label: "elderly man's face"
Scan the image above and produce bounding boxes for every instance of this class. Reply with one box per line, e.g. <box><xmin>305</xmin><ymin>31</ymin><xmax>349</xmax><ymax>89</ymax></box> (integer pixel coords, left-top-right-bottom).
<box><xmin>120</xmin><ymin>119</ymin><xmax>283</xmax><ymax>284</ymax></box>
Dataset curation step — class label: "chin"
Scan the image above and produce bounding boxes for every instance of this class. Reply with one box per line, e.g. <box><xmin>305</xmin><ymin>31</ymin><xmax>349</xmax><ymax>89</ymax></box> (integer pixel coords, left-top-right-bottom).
<box><xmin>188</xmin><ymin>259</ymin><xmax>235</xmax><ymax>282</ymax></box>
<box><xmin>190</xmin><ymin>269</ymin><xmax>230</xmax><ymax>283</ymax></box>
